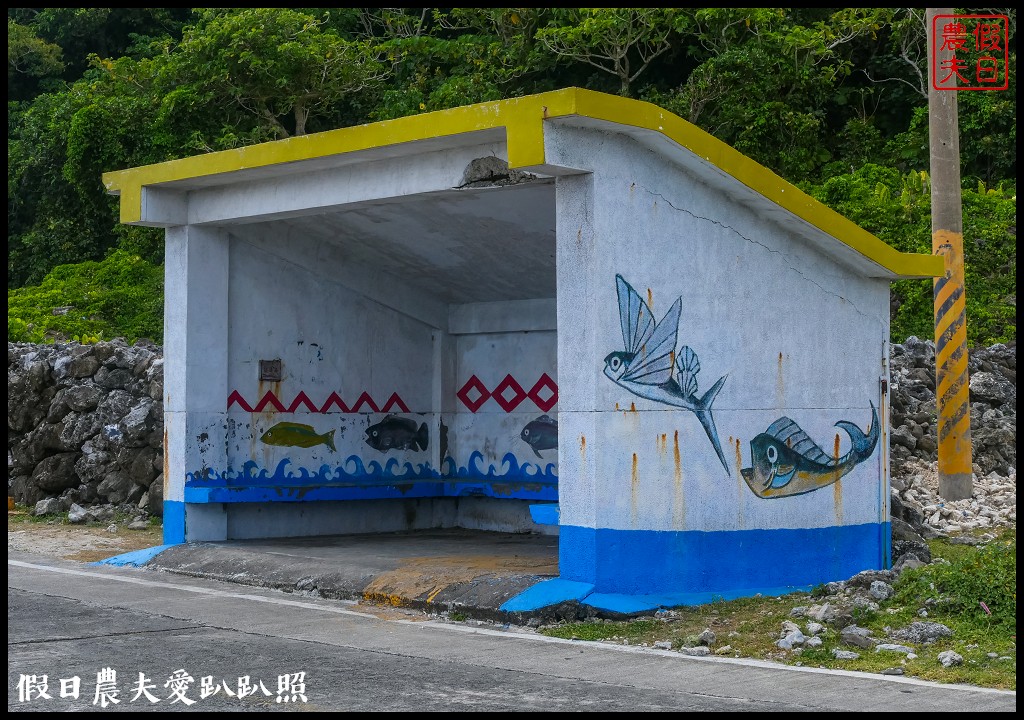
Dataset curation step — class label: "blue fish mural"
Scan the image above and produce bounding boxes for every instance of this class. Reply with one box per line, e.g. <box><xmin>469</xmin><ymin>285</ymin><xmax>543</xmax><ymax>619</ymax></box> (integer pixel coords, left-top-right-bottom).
<box><xmin>365</xmin><ymin>415</ymin><xmax>429</xmax><ymax>453</ymax></box>
<box><xmin>521</xmin><ymin>414</ymin><xmax>558</xmax><ymax>458</ymax></box>
<box><xmin>603</xmin><ymin>275</ymin><xmax>730</xmax><ymax>472</ymax></box>
<box><xmin>740</xmin><ymin>402</ymin><xmax>880</xmax><ymax>499</ymax></box>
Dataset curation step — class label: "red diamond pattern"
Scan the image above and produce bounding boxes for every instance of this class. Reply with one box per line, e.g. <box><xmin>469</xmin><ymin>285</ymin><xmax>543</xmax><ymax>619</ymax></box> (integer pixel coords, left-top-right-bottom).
<box><xmin>456</xmin><ymin>375</ymin><xmax>490</xmax><ymax>413</ymax></box>
<box><xmin>528</xmin><ymin>373</ymin><xmax>559</xmax><ymax>412</ymax></box>
<box><xmin>493</xmin><ymin>374</ymin><xmax>527</xmax><ymax>412</ymax></box>
<box><xmin>456</xmin><ymin>374</ymin><xmax>559</xmax><ymax>413</ymax></box>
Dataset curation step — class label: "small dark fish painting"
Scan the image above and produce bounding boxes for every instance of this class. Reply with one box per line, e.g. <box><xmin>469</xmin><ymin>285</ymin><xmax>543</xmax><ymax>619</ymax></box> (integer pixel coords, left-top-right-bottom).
<box><xmin>365</xmin><ymin>415</ymin><xmax>429</xmax><ymax>453</ymax></box>
<box><xmin>439</xmin><ymin>418</ymin><xmax>450</xmax><ymax>461</ymax></box>
<box><xmin>521</xmin><ymin>414</ymin><xmax>558</xmax><ymax>458</ymax></box>
<box><xmin>260</xmin><ymin>422</ymin><xmax>336</xmax><ymax>452</ymax></box>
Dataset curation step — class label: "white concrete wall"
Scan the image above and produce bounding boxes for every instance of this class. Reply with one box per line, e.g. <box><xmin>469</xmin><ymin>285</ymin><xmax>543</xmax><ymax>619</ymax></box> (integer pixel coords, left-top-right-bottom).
<box><xmin>224</xmin><ymin>497</ymin><xmax>552</xmax><ymax>540</ymax></box>
<box><xmin>224</xmin><ymin>231</ymin><xmax>438</xmax><ymax>476</ymax></box>
<box><xmin>175</xmin><ymin>221</ymin><xmax>560</xmax><ymax>540</ymax></box>
<box><xmin>447</xmin><ymin>327</ymin><xmax>559</xmax><ymax>477</ymax></box>
<box><xmin>549</xmin><ymin>125</ymin><xmax>890</xmax><ymax>534</ymax></box>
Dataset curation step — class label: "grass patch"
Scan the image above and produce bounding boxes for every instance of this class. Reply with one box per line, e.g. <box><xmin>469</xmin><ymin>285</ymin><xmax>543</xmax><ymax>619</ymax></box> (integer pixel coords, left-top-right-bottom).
<box><xmin>540</xmin><ymin>528</ymin><xmax>1016</xmax><ymax>689</ymax></box>
<box><xmin>9</xmin><ymin>503</ymin><xmax>163</xmax><ymax>532</ymax></box>
<box><xmin>8</xmin><ymin>506</ymin><xmax>69</xmax><ymax>525</ymax></box>
<box><xmin>543</xmin><ymin>619</ymin><xmax>661</xmax><ymax>642</ymax></box>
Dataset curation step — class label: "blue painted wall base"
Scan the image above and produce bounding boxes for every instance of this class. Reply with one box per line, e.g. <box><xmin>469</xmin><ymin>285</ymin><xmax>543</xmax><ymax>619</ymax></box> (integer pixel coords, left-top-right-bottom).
<box><xmin>503</xmin><ymin>522</ymin><xmax>889</xmax><ymax>613</ymax></box>
<box><xmin>559</xmin><ymin>522</ymin><xmax>889</xmax><ymax>597</ymax></box>
<box><xmin>164</xmin><ymin>500</ymin><xmax>185</xmax><ymax>545</ymax></box>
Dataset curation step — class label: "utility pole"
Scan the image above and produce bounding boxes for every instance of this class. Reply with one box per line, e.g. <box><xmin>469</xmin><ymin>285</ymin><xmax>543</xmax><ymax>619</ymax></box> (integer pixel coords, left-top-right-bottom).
<box><xmin>927</xmin><ymin>8</ymin><xmax>972</xmax><ymax>500</ymax></box>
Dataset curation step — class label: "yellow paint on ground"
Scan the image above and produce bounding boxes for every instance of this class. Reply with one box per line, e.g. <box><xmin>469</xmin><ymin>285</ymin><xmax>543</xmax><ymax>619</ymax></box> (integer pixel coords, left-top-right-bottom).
<box><xmin>104</xmin><ymin>88</ymin><xmax>941</xmax><ymax>278</ymax></box>
<box><xmin>361</xmin><ymin>554</ymin><xmax>559</xmax><ymax>609</ymax></box>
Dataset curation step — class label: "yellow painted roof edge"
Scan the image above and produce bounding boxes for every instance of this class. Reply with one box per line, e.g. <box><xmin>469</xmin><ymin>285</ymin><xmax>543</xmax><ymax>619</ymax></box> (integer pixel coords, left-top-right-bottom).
<box><xmin>102</xmin><ymin>87</ymin><xmax>941</xmax><ymax>278</ymax></box>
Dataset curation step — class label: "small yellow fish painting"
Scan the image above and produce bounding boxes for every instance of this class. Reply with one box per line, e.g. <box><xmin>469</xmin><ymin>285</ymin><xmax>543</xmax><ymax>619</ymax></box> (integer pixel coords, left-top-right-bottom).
<box><xmin>260</xmin><ymin>422</ymin><xmax>336</xmax><ymax>452</ymax></box>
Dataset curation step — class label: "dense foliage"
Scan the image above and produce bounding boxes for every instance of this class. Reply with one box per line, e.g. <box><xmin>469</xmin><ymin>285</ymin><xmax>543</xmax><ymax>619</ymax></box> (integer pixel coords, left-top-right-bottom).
<box><xmin>8</xmin><ymin>250</ymin><xmax>163</xmax><ymax>344</ymax></box>
<box><xmin>7</xmin><ymin>8</ymin><xmax>1016</xmax><ymax>345</ymax></box>
<box><xmin>895</xmin><ymin>530</ymin><xmax>1017</xmax><ymax>628</ymax></box>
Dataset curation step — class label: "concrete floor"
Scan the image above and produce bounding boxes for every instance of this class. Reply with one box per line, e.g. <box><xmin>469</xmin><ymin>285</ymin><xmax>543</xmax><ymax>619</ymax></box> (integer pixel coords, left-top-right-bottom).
<box><xmin>144</xmin><ymin>528</ymin><xmax>560</xmax><ymax>621</ymax></box>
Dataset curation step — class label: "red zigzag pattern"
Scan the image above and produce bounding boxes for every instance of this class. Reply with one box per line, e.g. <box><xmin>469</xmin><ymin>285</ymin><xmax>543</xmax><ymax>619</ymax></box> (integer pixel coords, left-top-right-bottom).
<box><xmin>227</xmin><ymin>390</ymin><xmax>410</xmax><ymax>413</ymax></box>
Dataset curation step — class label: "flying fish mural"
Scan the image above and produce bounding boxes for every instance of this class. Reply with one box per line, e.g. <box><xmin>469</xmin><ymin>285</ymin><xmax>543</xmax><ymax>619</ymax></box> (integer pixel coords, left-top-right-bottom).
<box><xmin>603</xmin><ymin>275</ymin><xmax>730</xmax><ymax>472</ymax></box>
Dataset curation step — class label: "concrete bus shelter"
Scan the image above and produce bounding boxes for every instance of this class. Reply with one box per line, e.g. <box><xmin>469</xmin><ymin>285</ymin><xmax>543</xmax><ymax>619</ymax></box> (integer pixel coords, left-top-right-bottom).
<box><xmin>104</xmin><ymin>87</ymin><xmax>943</xmax><ymax>613</ymax></box>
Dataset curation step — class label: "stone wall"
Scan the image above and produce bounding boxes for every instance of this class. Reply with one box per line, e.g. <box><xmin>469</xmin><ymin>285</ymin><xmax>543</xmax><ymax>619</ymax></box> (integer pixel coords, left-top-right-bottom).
<box><xmin>8</xmin><ymin>339</ymin><xmax>164</xmax><ymax>515</ymax></box>
<box><xmin>890</xmin><ymin>336</ymin><xmax>1016</xmax><ymax>477</ymax></box>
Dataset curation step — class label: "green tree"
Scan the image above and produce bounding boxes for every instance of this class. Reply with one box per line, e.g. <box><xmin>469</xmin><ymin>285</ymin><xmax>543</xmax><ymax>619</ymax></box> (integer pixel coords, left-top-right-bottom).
<box><xmin>164</xmin><ymin>8</ymin><xmax>388</xmax><ymax>139</ymax></box>
<box><xmin>7</xmin><ymin>18</ymin><xmax>64</xmax><ymax>101</ymax></box>
<box><xmin>807</xmin><ymin>165</ymin><xmax>1016</xmax><ymax>345</ymax></box>
<box><xmin>362</xmin><ymin>8</ymin><xmax>556</xmax><ymax>120</ymax></box>
<box><xmin>6</xmin><ymin>6</ymin><xmax>1017</xmax><ymax>347</ymax></box>
<box><xmin>535</xmin><ymin>8</ymin><xmax>677</xmax><ymax>95</ymax></box>
<box><xmin>9</xmin><ymin>8</ymin><xmax>193</xmax><ymax>80</ymax></box>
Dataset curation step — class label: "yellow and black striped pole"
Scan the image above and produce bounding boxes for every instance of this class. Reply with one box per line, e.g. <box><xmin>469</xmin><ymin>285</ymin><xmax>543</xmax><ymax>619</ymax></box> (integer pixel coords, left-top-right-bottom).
<box><xmin>932</xmin><ymin>233</ymin><xmax>972</xmax><ymax>499</ymax></box>
<box><xmin>928</xmin><ymin>8</ymin><xmax>972</xmax><ymax>500</ymax></box>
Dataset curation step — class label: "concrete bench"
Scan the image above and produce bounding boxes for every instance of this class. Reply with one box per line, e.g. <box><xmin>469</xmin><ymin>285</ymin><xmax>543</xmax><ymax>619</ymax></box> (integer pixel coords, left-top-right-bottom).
<box><xmin>183</xmin><ymin>477</ymin><xmax>557</xmax><ymax>504</ymax></box>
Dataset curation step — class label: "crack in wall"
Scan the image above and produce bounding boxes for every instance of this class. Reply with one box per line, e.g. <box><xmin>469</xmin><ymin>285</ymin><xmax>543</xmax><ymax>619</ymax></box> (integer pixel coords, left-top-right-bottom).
<box><xmin>633</xmin><ymin>183</ymin><xmax>881</xmax><ymax>328</ymax></box>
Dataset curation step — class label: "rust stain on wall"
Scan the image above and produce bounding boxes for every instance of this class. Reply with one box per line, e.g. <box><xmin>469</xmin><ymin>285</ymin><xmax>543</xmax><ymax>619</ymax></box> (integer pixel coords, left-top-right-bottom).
<box><xmin>646</xmin><ymin>288</ymin><xmax>654</xmax><ymax>313</ymax></box>
<box><xmin>673</xmin><ymin>431</ymin><xmax>682</xmax><ymax>485</ymax></box>
<box><xmin>833</xmin><ymin>432</ymin><xmax>844</xmax><ymax>523</ymax></box>
<box><xmin>254</xmin><ymin>378</ymin><xmax>282</xmax><ymax>465</ymax></box>
<box><xmin>776</xmin><ymin>352</ymin><xmax>785</xmax><ymax>408</ymax></box>
<box><xmin>672</xmin><ymin>430</ymin><xmax>685</xmax><ymax>527</ymax></box>
<box><xmin>631</xmin><ymin>452</ymin><xmax>639</xmax><ymax>527</ymax></box>
<box><xmin>162</xmin><ymin>426</ymin><xmax>169</xmax><ymax>495</ymax></box>
<box><xmin>880</xmin><ymin>390</ymin><xmax>889</xmax><ymax>520</ymax></box>
<box><xmin>734</xmin><ymin>437</ymin><xmax>745</xmax><ymax>528</ymax></box>
<box><xmin>579</xmin><ymin>434</ymin><xmax>587</xmax><ymax>464</ymax></box>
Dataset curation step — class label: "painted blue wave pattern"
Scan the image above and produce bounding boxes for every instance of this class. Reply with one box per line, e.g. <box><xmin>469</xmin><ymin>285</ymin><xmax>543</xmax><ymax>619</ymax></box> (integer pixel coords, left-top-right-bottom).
<box><xmin>185</xmin><ymin>452</ymin><xmax>557</xmax><ymax>487</ymax></box>
<box><xmin>442</xmin><ymin>452</ymin><xmax>558</xmax><ymax>482</ymax></box>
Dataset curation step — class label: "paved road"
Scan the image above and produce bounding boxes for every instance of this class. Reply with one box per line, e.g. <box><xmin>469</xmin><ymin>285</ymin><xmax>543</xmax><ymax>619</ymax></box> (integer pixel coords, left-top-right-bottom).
<box><xmin>7</xmin><ymin>554</ymin><xmax>1016</xmax><ymax>712</ymax></box>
